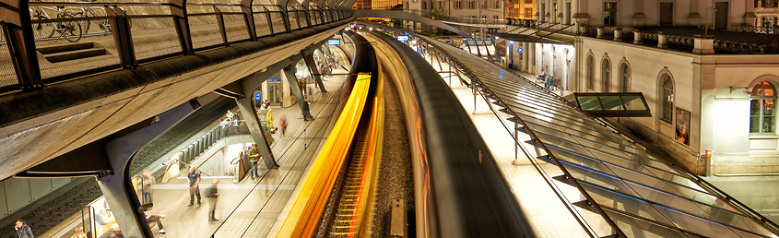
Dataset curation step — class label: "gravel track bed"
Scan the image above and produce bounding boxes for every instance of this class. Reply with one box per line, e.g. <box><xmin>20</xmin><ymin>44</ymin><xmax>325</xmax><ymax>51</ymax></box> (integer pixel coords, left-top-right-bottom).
<box><xmin>370</xmin><ymin>75</ymin><xmax>414</xmax><ymax>237</ymax></box>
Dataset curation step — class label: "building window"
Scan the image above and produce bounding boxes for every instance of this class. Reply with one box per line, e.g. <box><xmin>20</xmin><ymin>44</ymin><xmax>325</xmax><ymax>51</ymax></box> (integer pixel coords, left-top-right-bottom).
<box><xmin>494</xmin><ymin>15</ymin><xmax>499</xmax><ymax>20</ymax></box>
<box><xmin>456</xmin><ymin>1</ymin><xmax>462</xmax><ymax>9</ymax></box>
<box><xmin>525</xmin><ymin>0</ymin><xmax>531</xmax><ymax>3</ymax></box>
<box><xmin>422</xmin><ymin>1</ymin><xmax>427</xmax><ymax>9</ymax></box>
<box><xmin>620</xmin><ymin>63</ymin><xmax>630</xmax><ymax>92</ymax></box>
<box><xmin>525</xmin><ymin>8</ymin><xmax>532</xmax><ymax>18</ymax></box>
<box><xmin>439</xmin><ymin>1</ymin><xmax>444</xmax><ymax>9</ymax></box>
<box><xmin>540</xmin><ymin>3</ymin><xmax>545</xmax><ymax>22</ymax></box>
<box><xmin>602</xmin><ymin>58</ymin><xmax>611</xmax><ymax>92</ymax></box>
<box><xmin>587</xmin><ymin>55</ymin><xmax>594</xmax><ymax>90</ymax></box>
<box><xmin>750</xmin><ymin>81</ymin><xmax>777</xmax><ymax>134</ymax></box>
<box><xmin>604</xmin><ymin>2</ymin><xmax>617</xmax><ymax>26</ymax></box>
<box><xmin>469</xmin><ymin>1</ymin><xmax>475</xmax><ymax>9</ymax></box>
<box><xmin>661</xmin><ymin>74</ymin><xmax>674</xmax><ymax>122</ymax></box>
<box><xmin>482</xmin><ymin>1</ymin><xmax>488</xmax><ymax>8</ymax></box>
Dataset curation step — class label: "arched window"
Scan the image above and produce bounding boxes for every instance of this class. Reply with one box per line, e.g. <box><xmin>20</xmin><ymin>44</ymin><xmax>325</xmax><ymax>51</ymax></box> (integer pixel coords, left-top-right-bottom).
<box><xmin>750</xmin><ymin>81</ymin><xmax>777</xmax><ymax>133</ymax></box>
<box><xmin>587</xmin><ymin>55</ymin><xmax>594</xmax><ymax>90</ymax></box>
<box><xmin>620</xmin><ymin>63</ymin><xmax>630</xmax><ymax>92</ymax></box>
<box><xmin>602</xmin><ymin>58</ymin><xmax>611</xmax><ymax>92</ymax></box>
<box><xmin>661</xmin><ymin>74</ymin><xmax>674</xmax><ymax>122</ymax></box>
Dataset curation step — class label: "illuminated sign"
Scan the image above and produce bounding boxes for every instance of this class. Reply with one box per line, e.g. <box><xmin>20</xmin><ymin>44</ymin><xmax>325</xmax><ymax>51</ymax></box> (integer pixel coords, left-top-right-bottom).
<box><xmin>397</xmin><ymin>35</ymin><xmax>409</xmax><ymax>42</ymax></box>
<box><xmin>517</xmin><ymin>47</ymin><xmax>523</xmax><ymax>53</ymax></box>
<box><xmin>268</xmin><ymin>77</ymin><xmax>281</xmax><ymax>82</ymax></box>
<box><xmin>328</xmin><ymin>39</ymin><xmax>340</xmax><ymax>45</ymax></box>
<box><xmin>254</xmin><ymin>92</ymin><xmax>262</xmax><ymax>101</ymax></box>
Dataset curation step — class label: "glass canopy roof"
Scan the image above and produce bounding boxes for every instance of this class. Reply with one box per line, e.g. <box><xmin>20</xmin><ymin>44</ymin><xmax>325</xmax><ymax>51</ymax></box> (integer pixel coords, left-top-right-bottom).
<box><xmin>574</xmin><ymin>92</ymin><xmax>652</xmax><ymax>117</ymax></box>
<box><xmin>419</xmin><ymin>34</ymin><xmax>779</xmax><ymax>237</ymax></box>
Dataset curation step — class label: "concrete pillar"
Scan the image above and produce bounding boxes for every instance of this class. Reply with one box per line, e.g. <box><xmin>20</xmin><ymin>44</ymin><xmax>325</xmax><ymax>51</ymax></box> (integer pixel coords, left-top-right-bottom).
<box><xmin>614</xmin><ymin>28</ymin><xmax>622</xmax><ymax>41</ymax></box>
<box><xmin>98</xmin><ymin>102</ymin><xmax>195</xmax><ymax>238</ymax></box>
<box><xmin>303</xmin><ymin>52</ymin><xmax>327</xmax><ymax>93</ymax></box>
<box><xmin>282</xmin><ymin>64</ymin><xmax>314</xmax><ymax>120</ymax></box>
<box><xmin>693</xmin><ymin>36</ymin><xmax>715</xmax><ymax>54</ymax></box>
<box><xmin>236</xmin><ymin>97</ymin><xmax>279</xmax><ymax>169</ymax></box>
<box><xmin>633</xmin><ymin>31</ymin><xmax>642</xmax><ymax>44</ymax></box>
<box><xmin>657</xmin><ymin>32</ymin><xmax>667</xmax><ymax>48</ymax></box>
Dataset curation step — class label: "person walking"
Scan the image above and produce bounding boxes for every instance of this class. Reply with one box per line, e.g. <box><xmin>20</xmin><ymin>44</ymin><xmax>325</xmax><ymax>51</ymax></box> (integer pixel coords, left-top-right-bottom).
<box><xmin>206</xmin><ymin>179</ymin><xmax>220</xmax><ymax>221</ymax></box>
<box><xmin>187</xmin><ymin>167</ymin><xmax>201</xmax><ymax>207</ymax></box>
<box><xmin>140</xmin><ymin>169</ymin><xmax>155</xmax><ymax>204</ymax></box>
<box><xmin>248</xmin><ymin>144</ymin><xmax>261</xmax><ymax>180</ymax></box>
<box><xmin>279</xmin><ymin>114</ymin><xmax>288</xmax><ymax>138</ymax></box>
<box><xmin>13</xmin><ymin>219</ymin><xmax>33</xmax><ymax>238</ymax></box>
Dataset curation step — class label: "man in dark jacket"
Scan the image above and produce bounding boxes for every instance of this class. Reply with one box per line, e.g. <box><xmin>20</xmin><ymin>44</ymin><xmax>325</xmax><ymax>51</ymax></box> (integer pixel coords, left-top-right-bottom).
<box><xmin>13</xmin><ymin>219</ymin><xmax>33</xmax><ymax>238</ymax></box>
<box><xmin>206</xmin><ymin>179</ymin><xmax>220</xmax><ymax>221</ymax></box>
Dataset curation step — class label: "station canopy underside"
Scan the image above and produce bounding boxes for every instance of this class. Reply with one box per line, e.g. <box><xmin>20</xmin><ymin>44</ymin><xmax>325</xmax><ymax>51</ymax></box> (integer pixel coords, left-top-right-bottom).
<box><xmin>494</xmin><ymin>33</ymin><xmax>573</xmax><ymax>45</ymax></box>
<box><xmin>423</xmin><ymin>36</ymin><xmax>777</xmax><ymax>237</ymax></box>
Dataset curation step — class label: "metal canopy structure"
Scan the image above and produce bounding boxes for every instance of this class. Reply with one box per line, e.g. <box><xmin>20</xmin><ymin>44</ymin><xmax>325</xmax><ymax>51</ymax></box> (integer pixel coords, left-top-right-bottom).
<box><xmin>493</xmin><ymin>32</ymin><xmax>573</xmax><ymax>45</ymax></box>
<box><xmin>411</xmin><ymin>30</ymin><xmax>779</xmax><ymax>237</ymax></box>
<box><xmin>574</xmin><ymin>92</ymin><xmax>652</xmax><ymax>117</ymax></box>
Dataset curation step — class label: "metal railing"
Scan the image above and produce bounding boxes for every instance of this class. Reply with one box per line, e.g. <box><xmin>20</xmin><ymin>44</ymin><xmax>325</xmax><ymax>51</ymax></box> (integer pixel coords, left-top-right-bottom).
<box><xmin>369</xmin><ymin>23</ymin><xmax>624</xmax><ymax>237</ymax></box>
<box><xmin>177</xmin><ymin>118</ymin><xmax>250</xmax><ymax>165</ymax></box>
<box><xmin>0</xmin><ymin>0</ymin><xmax>353</xmax><ymax>93</ymax></box>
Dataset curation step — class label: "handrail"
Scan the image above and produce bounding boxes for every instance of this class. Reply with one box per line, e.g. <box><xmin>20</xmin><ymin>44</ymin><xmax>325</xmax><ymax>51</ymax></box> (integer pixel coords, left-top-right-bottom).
<box><xmin>366</xmin><ymin>23</ymin><xmax>625</xmax><ymax>237</ymax></box>
<box><xmin>0</xmin><ymin>0</ymin><xmax>354</xmax><ymax>92</ymax></box>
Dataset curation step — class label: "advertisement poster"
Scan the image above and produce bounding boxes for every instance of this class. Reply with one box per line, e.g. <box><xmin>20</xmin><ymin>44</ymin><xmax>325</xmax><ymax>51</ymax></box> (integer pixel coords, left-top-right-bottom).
<box><xmin>675</xmin><ymin>107</ymin><xmax>691</xmax><ymax>146</ymax></box>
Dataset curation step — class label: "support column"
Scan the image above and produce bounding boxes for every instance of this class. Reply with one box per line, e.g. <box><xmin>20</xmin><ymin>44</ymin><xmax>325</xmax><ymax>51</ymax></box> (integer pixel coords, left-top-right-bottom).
<box><xmin>98</xmin><ymin>102</ymin><xmax>196</xmax><ymax>238</ymax></box>
<box><xmin>283</xmin><ymin>64</ymin><xmax>315</xmax><ymax>120</ymax></box>
<box><xmin>236</xmin><ymin>97</ymin><xmax>280</xmax><ymax>169</ymax></box>
<box><xmin>303</xmin><ymin>52</ymin><xmax>328</xmax><ymax>92</ymax></box>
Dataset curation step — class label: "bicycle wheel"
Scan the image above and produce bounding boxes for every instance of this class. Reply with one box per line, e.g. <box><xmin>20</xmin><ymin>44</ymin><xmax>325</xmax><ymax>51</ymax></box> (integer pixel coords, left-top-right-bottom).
<box><xmin>87</xmin><ymin>7</ymin><xmax>110</xmax><ymax>35</ymax></box>
<box><xmin>59</xmin><ymin>14</ymin><xmax>82</xmax><ymax>42</ymax></box>
<box><xmin>33</xmin><ymin>14</ymin><xmax>55</xmax><ymax>39</ymax></box>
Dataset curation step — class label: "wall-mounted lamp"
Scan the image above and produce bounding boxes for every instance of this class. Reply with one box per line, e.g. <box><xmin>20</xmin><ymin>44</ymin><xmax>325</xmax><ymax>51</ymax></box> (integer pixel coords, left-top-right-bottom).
<box><xmin>730</xmin><ymin>86</ymin><xmax>751</xmax><ymax>95</ymax></box>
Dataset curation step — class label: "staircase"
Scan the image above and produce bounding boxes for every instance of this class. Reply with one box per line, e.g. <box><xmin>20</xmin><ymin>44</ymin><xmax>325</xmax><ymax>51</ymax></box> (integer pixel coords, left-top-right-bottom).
<box><xmin>38</xmin><ymin>42</ymin><xmax>106</xmax><ymax>63</ymax></box>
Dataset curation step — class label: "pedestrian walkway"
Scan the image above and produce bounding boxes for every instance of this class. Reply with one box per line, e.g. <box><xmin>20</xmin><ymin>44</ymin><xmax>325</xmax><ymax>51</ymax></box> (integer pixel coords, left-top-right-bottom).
<box><xmin>136</xmin><ymin>51</ymin><xmax>353</xmax><ymax>237</ymax></box>
<box><xmin>414</xmin><ymin>42</ymin><xmax>590</xmax><ymax>237</ymax></box>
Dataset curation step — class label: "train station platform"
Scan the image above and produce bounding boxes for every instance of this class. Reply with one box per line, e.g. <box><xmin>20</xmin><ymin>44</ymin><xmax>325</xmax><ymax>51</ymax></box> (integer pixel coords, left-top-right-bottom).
<box><xmin>104</xmin><ymin>67</ymin><xmax>349</xmax><ymax>238</ymax></box>
<box><xmin>382</xmin><ymin>25</ymin><xmax>779</xmax><ymax>237</ymax></box>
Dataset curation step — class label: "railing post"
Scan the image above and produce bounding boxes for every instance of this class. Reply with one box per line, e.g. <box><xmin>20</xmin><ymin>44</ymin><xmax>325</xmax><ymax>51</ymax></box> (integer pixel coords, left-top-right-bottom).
<box><xmin>241</xmin><ymin>0</ymin><xmax>258</xmax><ymax>40</ymax></box>
<box><xmin>214</xmin><ymin>6</ymin><xmax>229</xmax><ymax>46</ymax></box>
<box><xmin>105</xmin><ymin>6</ymin><xmax>137</xmax><ymax>68</ymax></box>
<box><xmin>292</xmin><ymin>6</ymin><xmax>301</xmax><ymax>29</ymax></box>
<box><xmin>301</xmin><ymin>5</ymin><xmax>311</xmax><ymax>27</ymax></box>
<box><xmin>170</xmin><ymin>0</ymin><xmax>194</xmax><ymax>55</ymax></box>
<box><xmin>279</xmin><ymin>5</ymin><xmax>291</xmax><ymax>33</ymax></box>
<box><xmin>0</xmin><ymin>0</ymin><xmax>43</xmax><ymax>90</ymax></box>
<box><xmin>262</xmin><ymin>6</ymin><xmax>275</xmax><ymax>35</ymax></box>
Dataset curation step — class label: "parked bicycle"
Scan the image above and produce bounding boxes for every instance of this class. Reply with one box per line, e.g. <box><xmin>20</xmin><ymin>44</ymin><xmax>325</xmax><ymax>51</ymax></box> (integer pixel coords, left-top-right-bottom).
<box><xmin>68</xmin><ymin>3</ymin><xmax>132</xmax><ymax>36</ymax></box>
<box><xmin>30</xmin><ymin>2</ymin><xmax>82</xmax><ymax>42</ymax></box>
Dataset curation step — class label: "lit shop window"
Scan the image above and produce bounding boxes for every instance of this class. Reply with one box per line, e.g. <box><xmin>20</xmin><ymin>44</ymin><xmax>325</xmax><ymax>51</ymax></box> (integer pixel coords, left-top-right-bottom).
<box><xmin>750</xmin><ymin>81</ymin><xmax>777</xmax><ymax>133</ymax></box>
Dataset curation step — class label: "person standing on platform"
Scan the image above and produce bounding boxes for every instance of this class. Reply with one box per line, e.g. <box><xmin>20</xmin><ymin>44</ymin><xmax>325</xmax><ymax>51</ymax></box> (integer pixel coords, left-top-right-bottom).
<box><xmin>13</xmin><ymin>219</ymin><xmax>33</xmax><ymax>238</ymax></box>
<box><xmin>72</xmin><ymin>226</ymin><xmax>86</xmax><ymax>238</ymax></box>
<box><xmin>107</xmin><ymin>225</ymin><xmax>123</xmax><ymax>238</ymax></box>
<box><xmin>279</xmin><ymin>114</ymin><xmax>288</xmax><ymax>138</ymax></box>
<box><xmin>206</xmin><ymin>179</ymin><xmax>220</xmax><ymax>221</ymax></box>
<box><xmin>187</xmin><ymin>167</ymin><xmax>201</xmax><ymax>207</ymax></box>
<box><xmin>248</xmin><ymin>144</ymin><xmax>261</xmax><ymax>180</ymax></box>
<box><xmin>140</xmin><ymin>169</ymin><xmax>155</xmax><ymax>204</ymax></box>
